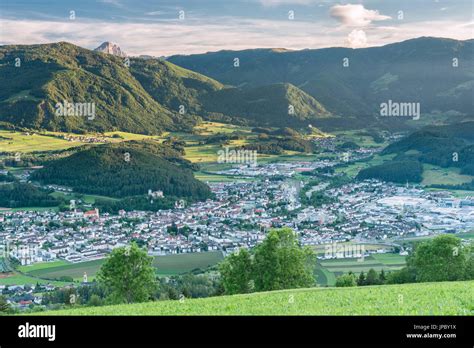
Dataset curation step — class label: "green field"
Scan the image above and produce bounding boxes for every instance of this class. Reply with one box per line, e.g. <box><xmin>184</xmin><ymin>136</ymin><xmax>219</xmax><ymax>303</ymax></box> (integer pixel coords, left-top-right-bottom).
<box><xmin>17</xmin><ymin>260</ymin><xmax>70</xmax><ymax>273</ymax></box>
<box><xmin>103</xmin><ymin>131</ymin><xmax>162</xmax><ymax>141</ymax></box>
<box><xmin>314</xmin><ymin>267</ymin><xmax>337</xmax><ymax>286</ymax></box>
<box><xmin>371</xmin><ymin>253</ymin><xmax>408</xmax><ymax>265</ymax></box>
<box><xmin>21</xmin><ymin>252</ymin><xmax>224</xmax><ymax>282</ymax></box>
<box><xmin>422</xmin><ymin>164</ymin><xmax>473</xmax><ymax>186</ymax></box>
<box><xmin>151</xmin><ymin>251</ymin><xmax>224</xmax><ymax>275</ymax></box>
<box><xmin>24</xmin><ymin>259</ymin><xmax>104</xmax><ymax>281</ymax></box>
<box><xmin>36</xmin><ymin>280</ymin><xmax>474</xmax><ymax>315</ymax></box>
<box><xmin>316</xmin><ymin>254</ymin><xmax>406</xmax><ymax>285</ymax></box>
<box><xmin>429</xmin><ymin>189</ymin><xmax>474</xmax><ymax>198</ymax></box>
<box><xmin>335</xmin><ymin>154</ymin><xmax>396</xmax><ymax>177</ymax></box>
<box><xmin>332</xmin><ymin>130</ymin><xmax>388</xmax><ymax>148</ymax></box>
<box><xmin>0</xmin><ymin>130</ymin><xmax>87</xmax><ymax>153</ymax></box>
<box><xmin>193</xmin><ymin>122</ymin><xmax>251</xmax><ymax>135</ymax></box>
<box><xmin>0</xmin><ymin>130</ymin><xmax>164</xmax><ymax>154</ymax></box>
<box><xmin>312</xmin><ymin>243</ymin><xmax>402</xmax><ymax>285</ymax></box>
<box><xmin>0</xmin><ymin>274</ymin><xmax>69</xmax><ymax>286</ymax></box>
<box><xmin>457</xmin><ymin>232</ymin><xmax>474</xmax><ymax>240</ymax></box>
<box><xmin>312</xmin><ymin>242</ymin><xmax>393</xmax><ymax>256</ymax></box>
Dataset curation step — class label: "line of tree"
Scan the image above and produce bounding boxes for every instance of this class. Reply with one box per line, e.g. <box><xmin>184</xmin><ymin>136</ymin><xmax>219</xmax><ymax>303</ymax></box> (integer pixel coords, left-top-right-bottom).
<box><xmin>219</xmin><ymin>228</ymin><xmax>316</xmax><ymax>294</ymax></box>
<box><xmin>335</xmin><ymin>269</ymin><xmax>387</xmax><ymax>287</ymax></box>
<box><xmin>0</xmin><ymin>182</ymin><xmax>61</xmax><ymax>208</ymax></box>
<box><xmin>240</xmin><ymin>136</ymin><xmax>315</xmax><ymax>155</ymax></box>
<box><xmin>356</xmin><ymin>160</ymin><xmax>423</xmax><ymax>183</ymax></box>
<box><xmin>336</xmin><ymin>235</ymin><xmax>474</xmax><ymax>287</ymax></box>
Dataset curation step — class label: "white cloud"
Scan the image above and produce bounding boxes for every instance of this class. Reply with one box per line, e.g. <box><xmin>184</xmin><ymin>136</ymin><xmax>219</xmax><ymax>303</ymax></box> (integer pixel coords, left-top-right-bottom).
<box><xmin>0</xmin><ymin>17</ymin><xmax>472</xmax><ymax>56</ymax></box>
<box><xmin>99</xmin><ymin>0</ymin><xmax>123</xmax><ymax>6</ymax></box>
<box><xmin>345</xmin><ymin>29</ymin><xmax>367</xmax><ymax>48</ymax></box>
<box><xmin>259</xmin><ymin>0</ymin><xmax>322</xmax><ymax>6</ymax></box>
<box><xmin>145</xmin><ymin>11</ymin><xmax>165</xmax><ymax>16</ymax></box>
<box><xmin>330</xmin><ymin>4</ymin><xmax>391</xmax><ymax>27</ymax></box>
<box><xmin>0</xmin><ymin>18</ymin><xmax>331</xmax><ymax>55</ymax></box>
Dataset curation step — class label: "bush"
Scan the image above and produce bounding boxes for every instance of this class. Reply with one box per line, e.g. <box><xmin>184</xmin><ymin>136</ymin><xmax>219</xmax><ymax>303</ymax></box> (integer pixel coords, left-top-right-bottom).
<box><xmin>335</xmin><ymin>273</ymin><xmax>357</xmax><ymax>287</ymax></box>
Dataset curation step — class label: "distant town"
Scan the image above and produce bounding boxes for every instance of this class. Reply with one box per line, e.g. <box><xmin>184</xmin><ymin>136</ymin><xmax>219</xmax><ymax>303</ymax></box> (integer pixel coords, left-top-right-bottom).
<box><xmin>2</xmin><ymin>158</ymin><xmax>473</xmax><ymax>267</ymax></box>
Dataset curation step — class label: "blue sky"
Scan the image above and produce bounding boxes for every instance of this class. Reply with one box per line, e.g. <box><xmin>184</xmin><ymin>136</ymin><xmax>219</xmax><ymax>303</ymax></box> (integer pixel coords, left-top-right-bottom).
<box><xmin>1</xmin><ymin>0</ymin><xmax>473</xmax><ymax>55</ymax></box>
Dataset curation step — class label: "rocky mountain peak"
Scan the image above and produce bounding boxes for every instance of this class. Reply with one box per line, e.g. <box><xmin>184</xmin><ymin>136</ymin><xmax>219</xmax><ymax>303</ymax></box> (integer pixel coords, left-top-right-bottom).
<box><xmin>94</xmin><ymin>41</ymin><xmax>127</xmax><ymax>57</ymax></box>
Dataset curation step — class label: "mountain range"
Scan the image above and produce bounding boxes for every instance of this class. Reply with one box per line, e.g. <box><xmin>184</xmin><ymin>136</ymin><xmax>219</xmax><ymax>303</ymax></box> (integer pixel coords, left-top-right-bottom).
<box><xmin>169</xmin><ymin>37</ymin><xmax>474</xmax><ymax>126</ymax></box>
<box><xmin>0</xmin><ymin>37</ymin><xmax>472</xmax><ymax>134</ymax></box>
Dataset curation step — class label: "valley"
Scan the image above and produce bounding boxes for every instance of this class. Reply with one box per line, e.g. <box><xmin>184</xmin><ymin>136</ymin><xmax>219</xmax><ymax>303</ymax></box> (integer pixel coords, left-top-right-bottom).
<box><xmin>0</xmin><ymin>37</ymin><xmax>473</xmax><ymax>315</ymax></box>
<box><xmin>1</xmin><ymin>121</ymin><xmax>473</xmax><ymax>295</ymax></box>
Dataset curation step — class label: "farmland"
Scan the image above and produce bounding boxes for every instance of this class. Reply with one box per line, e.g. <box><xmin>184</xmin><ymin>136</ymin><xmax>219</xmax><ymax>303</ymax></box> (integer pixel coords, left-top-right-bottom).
<box><xmin>25</xmin><ymin>259</ymin><xmax>104</xmax><ymax>281</ymax></box>
<box><xmin>9</xmin><ymin>244</ymin><xmax>404</xmax><ymax>288</ymax></box>
<box><xmin>17</xmin><ymin>260</ymin><xmax>70</xmax><ymax>273</ymax></box>
<box><xmin>0</xmin><ymin>130</ymin><xmax>87</xmax><ymax>153</ymax></box>
<box><xmin>192</xmin><ymin>122</ymin><xmax>251</xmax><ymax>135</ymax></box>
<box><xmin>422</xmin><ymin>164</ymin><xmax>473</xmax><ymax>186</ymax></box>
<box><xmin>335</xmin><ymin>153</ymin><xmax>396</xmax><ymax>178</ymax></box>
<box><xmin>150</xmin><ymin>251</ymin><xmax>224</xmax><ymax>275</ymax></box>
<box><xmin>16</xmin><ymin>251</ymin><xmax>224</xmax><ymax>282</ymax></box>
<box><xmin>0</xmin><ymin>273</ymin><xmax>69</xmax><ymax>286</ymax></box>
<box><xmin>0</xmin><ymin>130</ymin><xmax>163</xmax><ymax>154</ymax></box>
<box><xmin>37</xmin><ymin>280</ymin><xmax>474</xmax><ymax>316</ymax></box>
<box><xmin>316</xmin><ymin>254</ymin><xmax>406</xmax><ymax>286</ymax></box>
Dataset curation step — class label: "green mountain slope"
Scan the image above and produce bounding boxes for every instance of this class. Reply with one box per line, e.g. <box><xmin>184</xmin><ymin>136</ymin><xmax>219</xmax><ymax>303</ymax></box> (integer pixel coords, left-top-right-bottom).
<box><xmin>382</xmin><ymin>122</ymin><xmax>474</xmax><ymax>174</ymax></box>
<box><xmin>0</xmin><ymin>42</ymin><xmax>182</xmax><ymax>134</ymax></box>
<box><xmin>37</xmin><ymin>280</ymin><xmax>473</xmax><ymax>315</ymax></box>
<box><xmin>201</xmin><ymin>82</ymin><xmax>332</xmax><ymax>127</ymax></box>
<box><xmin>0</xmin><ymin>42</ymin><xmax>335</xmax><ymax>132</ymax></box>
<box><xmin>129</xmin><ymin>58</ymin><xmax>224</xmax><ymax>115</ymax></box>
<box><xmin>30</xmin><ymin>141</ymin><xmax>212</xmax><ymax>200</ymax></box>
<box><xmin>169</xmin><ymin>37</ymin><xmax>474</xmax><ymax>123</ymax></box>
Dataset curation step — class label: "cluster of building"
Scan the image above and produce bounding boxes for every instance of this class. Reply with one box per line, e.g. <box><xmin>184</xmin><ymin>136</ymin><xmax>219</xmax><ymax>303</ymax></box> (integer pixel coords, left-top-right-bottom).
<box><xmin>1</xmin><ymin>169</ymin><xmax>473</xmax><ymax>267</ymax></box>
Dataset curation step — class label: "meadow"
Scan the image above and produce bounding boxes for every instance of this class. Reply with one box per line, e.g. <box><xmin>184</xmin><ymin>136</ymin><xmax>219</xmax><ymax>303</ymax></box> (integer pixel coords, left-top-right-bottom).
<box><xmin>37</xmin><ymin>280</ymin><xmax>474</xmax><ymax>315</ymax></box>
<box><xmin>0</xmin><ymin>130</ymin><xmax>161</xmax><ymax>154</ymax></box>
<box><xmin>421</xmin><ymin>164</ymin><xmax>473</xmax><ymax>186</ymax></box>
<box><xmin>316</xmin><ymin>253</ymin><xmax>406</xmax><ymax>286</ymax></box>
<box><xmin>0</xmin><ymin>130</ymin><xmax>87</xmax><ymax>153</ymax></box>
<box><xmin>0</xmin><ymin>273</ymin><xmax>68</xmax><ymax>286</ymax></box>
<box><xmin>15</xmin><ymin>251</ymin><xmax>224</xmax><ymax>282</ymax></box>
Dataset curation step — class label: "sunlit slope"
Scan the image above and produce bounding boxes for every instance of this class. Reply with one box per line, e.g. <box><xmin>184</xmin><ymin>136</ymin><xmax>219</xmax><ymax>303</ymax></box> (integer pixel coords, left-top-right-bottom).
<box><xmin>39</xmin><ymin>280</ymin><xmax>473</xmax><ymax>316</ymax></box>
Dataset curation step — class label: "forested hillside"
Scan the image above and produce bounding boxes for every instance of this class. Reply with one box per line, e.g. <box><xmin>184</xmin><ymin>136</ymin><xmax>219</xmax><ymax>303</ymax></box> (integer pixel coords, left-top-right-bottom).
<box><xmin>30</xmin><ymin>141</ymin><xmax>212</xmax><ymax>200</ymax></box>
<box><xmin>169</xmin><ymin>37</ymin><xmax>474</xmax><ymax>123</ymax></box>
<box><xmin>201</xmin><ymin>83</ymin><xmax>332</xmax><ymax>127</ymax></box>
<box><xmin>0</xmin><ymin>182</ymin><xmax>60</xmax><ymax>208</ymax></box>
<box><xmin>383</xmin><ymin>122</ymin><xmax>474</xmax><ymax>175</ymax></box>
<box><xmin>0</xmin><ymin>42</ymin><xmax>338</xmax><ymax>132</ymax></box>
<box><xmin>357</xmin><ymin>160</ymin><xmax>423</xmax><ymax>183</ymax></box>
<box><xmin>0</xmin><ymin>42</ymin><xmax>181</xmax><ymax>134</ymax></box>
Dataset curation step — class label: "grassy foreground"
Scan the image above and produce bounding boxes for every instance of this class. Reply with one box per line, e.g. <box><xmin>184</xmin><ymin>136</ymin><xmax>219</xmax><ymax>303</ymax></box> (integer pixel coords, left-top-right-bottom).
<box><xmin>38</xmin><ymin>281</ymin><xmax>473</xmax><ymax>316</ymax></box>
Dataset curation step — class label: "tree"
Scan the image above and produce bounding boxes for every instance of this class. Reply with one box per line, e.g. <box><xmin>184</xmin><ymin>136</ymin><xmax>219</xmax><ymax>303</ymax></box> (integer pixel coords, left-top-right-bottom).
<box><xmin>97</xmin><ymin>242</ymin><xmax>157</xmax><ymax>304</ymax></box>
<box><xmin>357</xmin><ymin>272</ymin><xmax>366</xmax><ymax>286</ymax></box>
<box><xmin>365</xmin><ymin>268</ymin><xmax>380</xmax><ymax>285</ymax></box>
<box><xmin>0</xmin><ymin>295</ymin><xmax>11</xmax><ymax>314</ymax></box>
<box><xmin>88</xmin><ymin>294</ymin><xmax>103</xmax><ymax>307</ymax></box>
<box><xmin>219</xmin><ymin>248</ymin><xmax>253</xmax><ymax>295</ymax></box>
<box><xmin>253</xmin><ymin>228</ymin><xmax>315</xmax><ymax>291</ymax></box>
<box><xmin>379</xmin><ymin>269</ymin><xmax>387</xmax><ymax>284</ymax></box>
<box><xmin>386</xmin><ymin>267</ymin><xmax>417</xmax><ymax>284</ymax></box>
<box><xmin>408</xmin><ymin>235</ymin><xmax>469</xmax><ymax>282</ymax></box>
<box><xmin>336</xmin><ymin>273</ymin><xmax>357</xmax><ymax>287</ymax></box>
<box><xmin>464</xmin><ymin>253</ymin><xmax>474</xmax><ymax>280</ymax></box>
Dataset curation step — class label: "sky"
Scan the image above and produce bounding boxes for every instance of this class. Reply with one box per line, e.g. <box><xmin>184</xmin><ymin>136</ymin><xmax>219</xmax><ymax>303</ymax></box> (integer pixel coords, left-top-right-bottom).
<box><xmin>0</xmin><ymin>0</ymin><xmax>473</xmax><ymax>56</ymax></box>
